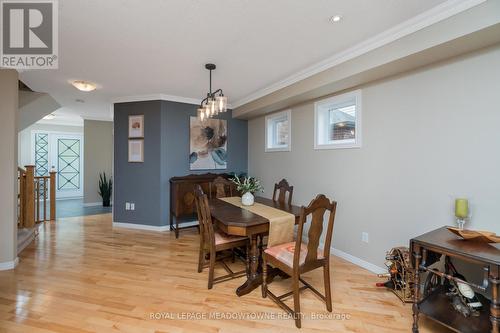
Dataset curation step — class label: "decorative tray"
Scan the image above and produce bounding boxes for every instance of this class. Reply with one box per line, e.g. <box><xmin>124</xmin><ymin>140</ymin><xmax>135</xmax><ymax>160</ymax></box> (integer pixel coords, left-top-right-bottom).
<box><xmin>447</xmin><ymin>227</ymin><xmax>500</xmax><ymax>243</ymax></box>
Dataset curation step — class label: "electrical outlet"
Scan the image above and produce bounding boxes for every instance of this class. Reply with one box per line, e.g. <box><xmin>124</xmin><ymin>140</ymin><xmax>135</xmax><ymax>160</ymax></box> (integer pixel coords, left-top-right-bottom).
<box><xmin>130</xmin><ymin>203</ymin><xmax>135</xmax><ymax>211</ymax></box>
<box><xmin>361</xmin><ymin>232</ymin><xmax>369</xmax><ymax>243</ymax></box>
<box><xmin>125</xmin><ymin>202</ymin><xmax>130</xmax><ymax>210</ymax></box>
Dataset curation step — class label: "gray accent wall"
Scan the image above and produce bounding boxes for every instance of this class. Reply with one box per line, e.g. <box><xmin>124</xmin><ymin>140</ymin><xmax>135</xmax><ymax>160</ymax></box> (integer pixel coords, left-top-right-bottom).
<box><xmin>114</xmin><ymin>100</ymin><xmax>247</xmax><ymax>227</ymax></box>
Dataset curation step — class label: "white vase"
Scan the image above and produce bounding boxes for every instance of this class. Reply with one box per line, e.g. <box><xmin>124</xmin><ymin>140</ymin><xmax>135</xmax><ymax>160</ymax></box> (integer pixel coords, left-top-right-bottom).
<box><xmin>241</xmin><ymin>192</ymin><xmax>254</xmax><ymax>206</ymax></box>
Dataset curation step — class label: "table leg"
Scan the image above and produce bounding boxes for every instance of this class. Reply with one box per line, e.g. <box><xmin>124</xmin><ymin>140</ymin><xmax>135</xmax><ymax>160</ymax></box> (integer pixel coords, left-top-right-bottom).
<box><xmin>491</xmin><ymin>266</ymin><xmax>500</xmax><ymax>333</ymax></box>
<box><xmin>412</xmin><ymin>244</ymin><xmax>422</xmax><ymax>333</ymax></box>
<box><xmin>236</xmin><ymin>234</ymin><xmax>260</xmax><ymax>296</ymax></box>
<box><xmin>236</xmin><ymin>234</ymin><xmax>281</xmax><ymax>297</ymax></box>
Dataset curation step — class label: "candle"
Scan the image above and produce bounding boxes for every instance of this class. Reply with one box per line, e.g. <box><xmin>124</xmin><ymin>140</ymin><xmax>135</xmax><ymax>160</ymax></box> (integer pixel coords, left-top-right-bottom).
<box><xmin>455</xmin><ymin>199</ymin><xmax>469</xmax><ymax>219</ymax></box>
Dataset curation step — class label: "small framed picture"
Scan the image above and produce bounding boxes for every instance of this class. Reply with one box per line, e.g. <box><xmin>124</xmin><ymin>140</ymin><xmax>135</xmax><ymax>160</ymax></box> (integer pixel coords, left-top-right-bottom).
<box><xmin>129</xmin><ymin>115</ymin><xmax>144</xmax><ymax>138</ymax></box>
<box><xmin>128</xmin><ymin>139</ymin><xmax>144</xmax><ymax>162</ymax></box>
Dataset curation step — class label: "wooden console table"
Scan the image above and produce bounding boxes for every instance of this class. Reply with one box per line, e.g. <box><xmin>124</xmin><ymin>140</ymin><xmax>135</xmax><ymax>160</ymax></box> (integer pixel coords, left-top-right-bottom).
<box><xmin>411</xmin><ymin>227</ymin><xmax>500</xmax><ymax>333</ymax></box>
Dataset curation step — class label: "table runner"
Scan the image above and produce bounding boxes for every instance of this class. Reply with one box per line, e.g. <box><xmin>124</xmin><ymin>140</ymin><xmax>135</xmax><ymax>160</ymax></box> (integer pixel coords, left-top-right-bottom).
<box><xmin>219</xmin><ymin>197</ymin><xmax>295</xmax><ymax>247</ymax></box>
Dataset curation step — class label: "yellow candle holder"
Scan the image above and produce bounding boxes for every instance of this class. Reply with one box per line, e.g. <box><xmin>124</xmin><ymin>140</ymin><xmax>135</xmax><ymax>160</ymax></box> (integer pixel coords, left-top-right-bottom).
<box><xmin>454</xmin><ymin>198</ymin><xmax>469</xmax><ymax>230</ymax></box>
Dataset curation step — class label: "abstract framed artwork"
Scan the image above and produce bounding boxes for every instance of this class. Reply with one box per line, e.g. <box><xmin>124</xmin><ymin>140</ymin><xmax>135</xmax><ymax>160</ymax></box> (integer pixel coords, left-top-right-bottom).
<box><xmin>128</xmin><ymin>139</ymin><xmax>144</xmax><ymax>163</ymax></box>
<box><xmin>129</xmin><ymin>115</ymin><xmax>144</xmax><ymax>138</ymax></box>
<box><xmin>189</xmin><ymin>116</ymin><xmax>227</xmax><ymax>170</ymax></box>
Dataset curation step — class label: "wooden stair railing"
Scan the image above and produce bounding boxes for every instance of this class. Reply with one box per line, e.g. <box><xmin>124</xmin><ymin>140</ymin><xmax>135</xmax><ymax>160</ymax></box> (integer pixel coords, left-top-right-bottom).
<box><xmin>17</xmin><ymin>165</ymin><xmax>56</xmax><ymax>228</ymax></box>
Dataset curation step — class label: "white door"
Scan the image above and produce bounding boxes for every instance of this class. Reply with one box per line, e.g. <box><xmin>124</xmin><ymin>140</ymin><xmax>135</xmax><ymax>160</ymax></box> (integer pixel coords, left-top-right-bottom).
<box><xmin>33</xmin><ymin>131</ymin><xmax>83</xmax><ymax>199</ymax></box>
<box><xmin>52</xmin><ymin>134</ymin><xmax>83</xmax><ymax>198</ymax></box>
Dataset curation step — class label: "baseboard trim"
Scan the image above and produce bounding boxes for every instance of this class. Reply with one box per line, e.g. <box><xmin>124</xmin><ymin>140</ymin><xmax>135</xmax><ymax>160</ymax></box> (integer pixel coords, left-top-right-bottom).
<box><xmin>0</xmin><ymin>257</ymin><xmax>19</xmax><ymax>271</ymax></box>
<box><xmin>331</xmin><ymin>247</ymin><xmax>386</xmax><ymax>274</ymax></box>
<box><xmin>83</xmin><ymin>202</ymin><xmax>102</xmax><ymax>207</ymax></box>
<box><xmin>17</xmin><ymin>228</ymin><xmax>36</xmax><ymax>254</ymax></box>
<box><xmin>112</xmin><ymin>222</ymin><xmax>171</xmax><ymax>232</ymax></box>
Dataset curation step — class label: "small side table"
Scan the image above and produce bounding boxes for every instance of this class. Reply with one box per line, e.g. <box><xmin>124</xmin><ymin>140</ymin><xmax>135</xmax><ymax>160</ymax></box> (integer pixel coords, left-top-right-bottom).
<box><xmin>411</xmin><ymin>227</ymin><xmax>500</xmax><ymax>333</ymax></box>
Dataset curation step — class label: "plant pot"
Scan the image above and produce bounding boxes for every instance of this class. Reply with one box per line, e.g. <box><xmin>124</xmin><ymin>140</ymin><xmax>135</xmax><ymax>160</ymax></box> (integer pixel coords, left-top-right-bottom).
<box><xmin>241</xmin><ymin>192</ymin><xmax>254</xmax><ymax>206</ymax></box>
<box><xmin>102</xmin><ymin>200</ymin><xmax>110</xmax><ymax>207</ymax></box>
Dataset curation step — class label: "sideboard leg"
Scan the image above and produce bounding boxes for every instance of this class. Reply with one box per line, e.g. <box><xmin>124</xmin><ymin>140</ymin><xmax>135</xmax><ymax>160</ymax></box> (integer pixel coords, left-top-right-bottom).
<box><xmin>412</xmin><ymin>244</ymin><xmax>422</xmax><ymax>333</ymax></box>
<box><xmin>491</xmin><ymin>266</ymin><xmax>500</xmax><ymax>333</ymax></box>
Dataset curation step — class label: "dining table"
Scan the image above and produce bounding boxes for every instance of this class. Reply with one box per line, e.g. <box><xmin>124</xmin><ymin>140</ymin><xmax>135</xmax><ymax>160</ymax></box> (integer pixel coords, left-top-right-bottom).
<box><xmin>209</xmin><ymin>196</ymin><xmax>301</xmax><ymax>296</ymax></box>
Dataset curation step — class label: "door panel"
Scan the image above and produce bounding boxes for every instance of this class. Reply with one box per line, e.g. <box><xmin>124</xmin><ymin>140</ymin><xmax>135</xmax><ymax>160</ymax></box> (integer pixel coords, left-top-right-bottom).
<box><xmin>54</xmin><ymin>135</ymin><xmax>82</xmax><ymax>198</ymax></box>
<box><xmin>32</xmin><ymin>131</ymin><xmax>83</xmax><ymax>199</ymax></box>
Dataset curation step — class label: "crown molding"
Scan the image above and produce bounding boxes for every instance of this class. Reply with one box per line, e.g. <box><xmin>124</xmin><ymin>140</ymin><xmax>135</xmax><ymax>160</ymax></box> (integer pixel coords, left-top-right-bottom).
<box><xmin>37</xmin><ymin>118</ymin><xmax>84</xmax><ymax>127</ymax></box>
<box><xmin>81</xmin><ymin>115</ymin><xmax>113</xmax><ymax>122</ymax></box>
<box><xmin>111</xmin><ymin>94</ymin><xmax>201</xmax><ymax>106</ymax></box>
<box><xmin>111</xmin><ymin>93</ymin><xmax>234</xmax><ymax>110</ymax></box>
<box><xmin>232</xmin><ymin>0</ymin><xmax>487</xmax><ymax>108</ymax></box>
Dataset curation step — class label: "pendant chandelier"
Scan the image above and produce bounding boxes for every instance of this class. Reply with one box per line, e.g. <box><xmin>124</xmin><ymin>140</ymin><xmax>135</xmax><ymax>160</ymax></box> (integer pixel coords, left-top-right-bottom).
<box><xmin>197</xmin><ymin>63</ymin><xmax>228</xmax><ymax>121</ymax></box>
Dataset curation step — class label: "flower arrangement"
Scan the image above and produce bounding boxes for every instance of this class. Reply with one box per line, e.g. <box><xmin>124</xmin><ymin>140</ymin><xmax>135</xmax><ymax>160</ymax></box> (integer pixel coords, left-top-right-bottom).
<box><xmin>231</xmin><ymin>176</ymin><xmax>263</xmax><ymax>194</ymax></box>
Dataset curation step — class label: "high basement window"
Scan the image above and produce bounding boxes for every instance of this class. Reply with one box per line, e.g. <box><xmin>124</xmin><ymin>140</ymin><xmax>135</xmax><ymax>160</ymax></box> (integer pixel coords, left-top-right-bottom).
<box><xmin>314</xmin><ymin>90</ymin><xmax>362</xmax><ymax>149</ymax></box>
<box><xmin>265</xmin><ymin>109</ymin><xmax>291</xmax><ymax>152</ymax></box>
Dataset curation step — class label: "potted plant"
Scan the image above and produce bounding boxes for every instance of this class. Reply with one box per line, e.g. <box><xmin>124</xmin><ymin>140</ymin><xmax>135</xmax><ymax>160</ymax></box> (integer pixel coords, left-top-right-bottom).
<box><xmin>231</xmin><ymin>176</ymin><xmax>263</xmax><ymax>206</ymax></box>
<box><xmin>98</xmin><ymin>172</ymin><xmax>112</xmax><ymax>207</ymax></box>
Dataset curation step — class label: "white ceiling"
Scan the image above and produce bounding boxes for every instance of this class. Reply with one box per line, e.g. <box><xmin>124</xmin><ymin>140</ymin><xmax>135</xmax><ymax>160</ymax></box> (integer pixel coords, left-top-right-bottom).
<box><xmin>19</xmin><ymin>0</ymin><xmax>455</xmax><ymax>123</ymax></box>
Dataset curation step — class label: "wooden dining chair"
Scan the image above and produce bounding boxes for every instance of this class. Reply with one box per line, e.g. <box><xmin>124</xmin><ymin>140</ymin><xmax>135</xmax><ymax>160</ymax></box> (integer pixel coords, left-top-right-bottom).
<box><xmin>273</xmin><ymin>179</ymin><xmax>294</xmax><ymax>205</ymax></box>
<box><xmin>262</xmin><ymin>194</ymin><xmax>337</xmax><ymax>328</ymax></box>
<box><xmin>194</xmin><ymin>185</ymin><xmax>248</xmax><ymax>289</ymax></box>
<box><xmin>210</xmin><ymin>176</ymin><xmax>234</xmax><ymax>198</ymax></box>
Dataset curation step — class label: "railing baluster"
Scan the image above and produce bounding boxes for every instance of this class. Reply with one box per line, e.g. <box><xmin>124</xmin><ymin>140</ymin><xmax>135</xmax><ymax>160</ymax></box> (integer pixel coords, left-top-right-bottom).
<box><xmin>36</xmin><ymin>179</ymin><xmax>40</xmax><ymax>223</ymax></box>
<box><xmin>25</xmin><ymin>166</ymin><xmax>35</xmax><ymax>228</ymax></box>
<box><xmin>50</xmin><ymin>171</ymin><xmax>56</xmax><ymax>221</ymax></box>
<box><xmin>18</xmin><ymin>167</ymin><xmax>55</xmax><ymax>227</ymax></box>
<box><xmin>43</xmin><ymin>178</ymin><xmax>47</xmax><ymax>221</ymax></box>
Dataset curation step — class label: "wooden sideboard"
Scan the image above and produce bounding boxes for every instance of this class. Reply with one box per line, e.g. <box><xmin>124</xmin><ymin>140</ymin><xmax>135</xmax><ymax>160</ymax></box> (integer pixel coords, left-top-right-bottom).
<box><xmin>169</xmin><ymin>173</ymin><xmax>234</xmax><ymax>238</ymax></box>
<box><xmin>411</xmin><ymin>227</ymin><xmax>500</xmax><ymax>333</ymax></box>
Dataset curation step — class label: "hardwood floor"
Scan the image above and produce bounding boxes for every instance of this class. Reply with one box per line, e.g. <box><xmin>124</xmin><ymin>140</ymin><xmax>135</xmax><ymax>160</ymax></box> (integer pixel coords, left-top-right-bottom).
<box><xmin>0</xmin><ymin>214</ymin><xmax>449</xmax><ymax>333</ymax></box>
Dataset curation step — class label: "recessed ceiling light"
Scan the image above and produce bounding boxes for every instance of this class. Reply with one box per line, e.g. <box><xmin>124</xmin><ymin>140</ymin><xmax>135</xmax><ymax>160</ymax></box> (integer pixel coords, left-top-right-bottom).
<box><xmin>43</xmin><ymin>113</ymin><xmax>56</xmax><ymax>120</ymax></box>
<box><xmin>71</xmin><ymin>80</ymin><xmax>97</xmax><ymax>92</ymax></box>
<box><xmin>330</xmin><ymin>15</ymin><xmax>342</xmax><ymax>23</ymax></box>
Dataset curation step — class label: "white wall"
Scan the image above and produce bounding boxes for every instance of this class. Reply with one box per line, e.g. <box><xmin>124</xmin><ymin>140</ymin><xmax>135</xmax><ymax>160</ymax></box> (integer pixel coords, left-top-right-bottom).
<box><xmin>248</xmin><ymin>45</ymin><xmax>500</xmax><ymax>269</ymax></box>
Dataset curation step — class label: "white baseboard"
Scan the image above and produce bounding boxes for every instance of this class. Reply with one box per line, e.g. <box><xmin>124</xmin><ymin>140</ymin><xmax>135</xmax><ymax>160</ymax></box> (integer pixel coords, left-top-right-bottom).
<box><xmin>112</xmin><ymin>221</ymin><xmax>171</xmax><ymax>232</ymax></box>
<box><xmin>331</xmin><ymin>247</ymin><xmax>386</xmax><ymax>274</ymax></box>
<box><xmin>173</xmin><ymin>221</ymin><xmax>199</xmax><ymax>228</ymax></box>
<box><xmin>17</xmin><ymin>228</ymin><xmax>36</xmax><ymax>254</ymax></box>
<box><xmin>83</xmin><ymin>202</ymin><xmax>102</xmax><ymax>207</ymax></box>
<box><xmin>112</xmin><ymin>220</ymin><xmax>199</xmax><ymax>232</ymax></box>
<box><xmin>0</xmin><ymin>257</ymin><xmax>19</xmax><ymax>271</ymax></box>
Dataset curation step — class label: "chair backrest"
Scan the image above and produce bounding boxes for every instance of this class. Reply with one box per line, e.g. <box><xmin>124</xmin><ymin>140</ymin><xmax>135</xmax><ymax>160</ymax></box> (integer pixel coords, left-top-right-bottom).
<box><xmin>194</xmin><ymin>185</ymin><xmax>215</xmax><ymax>251</ymax></box>
<box><xmin>272</xmin><ymin>179</ymin><xmax>294</xmax><ymax>205</ymax></box>
<box><xmin>211</xmin><ymin>176</ymin><xmax>234</xmax><ymax>198</ymax></box>
<box><xmin>294</xmin><ymin>194</ymin><xmax>337</xmax><ymax>268</ymax></box>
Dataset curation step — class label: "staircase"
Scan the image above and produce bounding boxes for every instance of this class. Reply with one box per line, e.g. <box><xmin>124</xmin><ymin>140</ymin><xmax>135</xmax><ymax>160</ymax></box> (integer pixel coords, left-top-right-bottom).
<box><xmin>17</xmin><ymin>165</ymin><xmax>57</xmax><ymax>253</ymax></box>
<box><xmin>18</xmin><ymin>81</ymin><xmax>60</xmax><ymax>131</ymax></box>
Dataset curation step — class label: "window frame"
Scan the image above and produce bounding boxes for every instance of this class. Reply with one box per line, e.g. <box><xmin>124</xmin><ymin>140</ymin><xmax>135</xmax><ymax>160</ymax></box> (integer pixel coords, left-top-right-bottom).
<box><xmin>265</xmin><ymin>109</ymin><xmax>291</xmax><ymax>152</ymax></box>
<box><xmin>314</xmin><ymin>90</ymin><xmax>362</xmax><ymax>150</ymax></box>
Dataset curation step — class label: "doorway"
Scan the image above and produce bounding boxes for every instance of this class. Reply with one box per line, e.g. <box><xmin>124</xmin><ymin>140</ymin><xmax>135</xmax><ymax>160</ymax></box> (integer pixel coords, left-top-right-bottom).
<box><xmin>33</xmin><ymin>131</ymin><xmax>83</xmax><ymax>199</ymax></box>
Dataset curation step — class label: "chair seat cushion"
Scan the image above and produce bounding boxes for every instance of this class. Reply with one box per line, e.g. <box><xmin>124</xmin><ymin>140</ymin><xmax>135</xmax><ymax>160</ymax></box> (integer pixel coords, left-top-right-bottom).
<box><xmin>264</xmin><ymin>242</ymin><xmax>324</xmax><ymax>267</ymax></box>
<box><xmin>214</xmin><ymin>231</ymin><xmax>247</xmax><ymax>246</ymax></box>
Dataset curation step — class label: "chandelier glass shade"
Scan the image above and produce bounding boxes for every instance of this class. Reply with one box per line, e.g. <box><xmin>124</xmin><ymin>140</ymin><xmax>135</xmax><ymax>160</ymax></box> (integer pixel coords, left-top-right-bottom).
<box><xmin>197</xmin><ymin>63</ymin><xmax>227</xmax><ymax>120</ymax></box>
